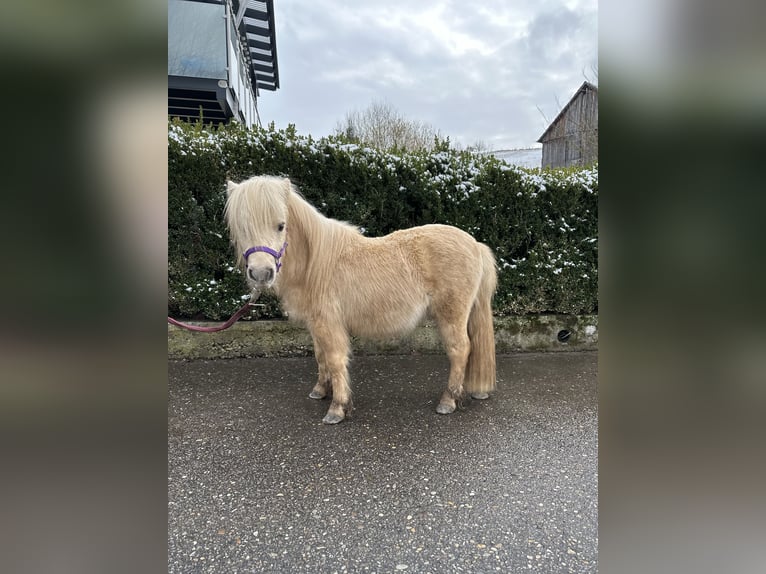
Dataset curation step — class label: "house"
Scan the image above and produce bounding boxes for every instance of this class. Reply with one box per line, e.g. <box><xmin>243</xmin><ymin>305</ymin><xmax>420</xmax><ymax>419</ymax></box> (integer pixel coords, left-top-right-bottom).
<box><xmin>168</xmin><ymin>0</ymin><xmax>279</xmax><ymax>126</ymax></box>
<box><xmin>537</xmin><ymin>82</ymin><xmax>598</xmax><ymax>168</ymax></box>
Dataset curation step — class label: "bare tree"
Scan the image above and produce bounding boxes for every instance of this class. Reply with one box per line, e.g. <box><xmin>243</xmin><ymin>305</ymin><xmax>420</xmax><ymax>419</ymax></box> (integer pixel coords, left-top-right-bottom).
<box><xmin>334</xmin><ymin>100</ymin><xmax>443</xmax><ymax>152</ymax></box>
<box><xmin>464</xmin><ymin>139</ymin><xmax>491</xmax><ymax>153</ymax></box>
<box><xmin>583</xmin><ymin>63</ymin><xmax>599</xmax><ymax>85</ymax></box>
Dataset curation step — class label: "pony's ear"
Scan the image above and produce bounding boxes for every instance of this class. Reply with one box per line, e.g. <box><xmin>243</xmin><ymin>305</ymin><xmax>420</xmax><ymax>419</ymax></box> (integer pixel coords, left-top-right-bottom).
<box><xmin>226</xmin><ymin>180</ymin><xmax>238</xmax><ymax>196</ymax></box>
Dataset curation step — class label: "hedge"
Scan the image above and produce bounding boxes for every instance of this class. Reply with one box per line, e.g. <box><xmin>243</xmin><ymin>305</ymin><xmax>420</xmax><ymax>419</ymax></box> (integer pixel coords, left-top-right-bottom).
<box><xmin>168</xmin><ymin>120</ymin><xmax>598</xmax><ymax>320</ymax></box>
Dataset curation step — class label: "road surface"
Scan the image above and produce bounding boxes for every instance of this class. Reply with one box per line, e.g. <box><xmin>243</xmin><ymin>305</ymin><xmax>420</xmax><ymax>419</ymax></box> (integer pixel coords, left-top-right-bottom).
<box><xmin>169</xmin><ymin>352</ymin><xmax>597</xmax><ymax>573</ymax></box>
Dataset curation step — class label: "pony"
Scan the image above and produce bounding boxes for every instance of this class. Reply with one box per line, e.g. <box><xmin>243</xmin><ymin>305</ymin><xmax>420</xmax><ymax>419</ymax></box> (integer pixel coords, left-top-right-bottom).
<box><xmin>224</xmin><ymin>176</ymin><xmax>497</xmax><ymax>424</ymax></box>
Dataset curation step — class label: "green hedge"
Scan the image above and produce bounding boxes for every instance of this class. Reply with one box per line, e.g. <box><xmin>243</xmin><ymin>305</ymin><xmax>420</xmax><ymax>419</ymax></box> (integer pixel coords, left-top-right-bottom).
<box><xmin>168</xmin><ymin>120</ymin><xmax>598</xmax><ymax>320</ymax></box>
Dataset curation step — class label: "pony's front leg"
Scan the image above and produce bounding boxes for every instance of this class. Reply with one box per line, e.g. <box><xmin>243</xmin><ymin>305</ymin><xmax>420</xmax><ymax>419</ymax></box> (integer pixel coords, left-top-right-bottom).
<box><xmin>310</xmin><ymin>323</ymin><xmax>352</xmax><ymax>424</ymax></box>
<box><xmin>309</xmin><ymin>333</ymin><xmax>331</xmax><ymax>400</ymax></box>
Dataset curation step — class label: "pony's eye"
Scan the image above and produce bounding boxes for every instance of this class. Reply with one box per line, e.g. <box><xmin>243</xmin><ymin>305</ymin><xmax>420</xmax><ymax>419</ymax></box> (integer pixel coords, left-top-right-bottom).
<box><xmin>277</xmin><ymin>222</ymin><xmax>285</xmax><ymax>232</ymax></box>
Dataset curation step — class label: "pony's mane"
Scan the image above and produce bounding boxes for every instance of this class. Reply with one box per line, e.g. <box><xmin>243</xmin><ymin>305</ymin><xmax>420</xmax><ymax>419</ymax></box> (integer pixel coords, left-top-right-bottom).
<box><xmin>288</xmin><ymin>189</ymin><xmax>361</xmax><ymax>247</ymax></box>
<box><xmin>224</xmin><ymin>175</ymin><xmax>361</xmax><ymax>270</ymax></box>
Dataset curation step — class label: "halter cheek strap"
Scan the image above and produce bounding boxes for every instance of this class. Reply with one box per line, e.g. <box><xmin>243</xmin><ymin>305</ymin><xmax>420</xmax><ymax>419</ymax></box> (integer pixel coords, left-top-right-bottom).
<box><xmin>243</xmin><ymin>240</ymin><xmax>288</xmax><ymax>271</ymax></box>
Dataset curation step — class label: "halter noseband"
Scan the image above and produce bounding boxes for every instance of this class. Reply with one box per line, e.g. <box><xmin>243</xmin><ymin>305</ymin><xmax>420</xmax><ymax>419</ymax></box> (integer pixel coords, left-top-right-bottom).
<box><xmin>243</xmin><ymin>241</ymin><xmax>288</xmax><ymax>272</ymax></box>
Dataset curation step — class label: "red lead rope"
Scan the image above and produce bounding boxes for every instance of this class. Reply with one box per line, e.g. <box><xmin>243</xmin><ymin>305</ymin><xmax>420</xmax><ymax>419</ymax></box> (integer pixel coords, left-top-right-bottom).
<box><xmin>167</xmin><ymin>301</ymin><xmax>261</xmax><ymax>333</ymax></box>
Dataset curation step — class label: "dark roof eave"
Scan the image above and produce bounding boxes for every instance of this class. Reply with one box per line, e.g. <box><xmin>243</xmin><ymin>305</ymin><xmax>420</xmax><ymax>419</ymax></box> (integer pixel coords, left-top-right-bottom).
<box><xmin>236</xmin><ymin>0</ymin><xmax>280</xmax><ymax>92</ymax></box>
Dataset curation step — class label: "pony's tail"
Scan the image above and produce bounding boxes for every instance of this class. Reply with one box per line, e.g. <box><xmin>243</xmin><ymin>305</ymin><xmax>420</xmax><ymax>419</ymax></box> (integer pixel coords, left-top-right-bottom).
<box><xmin>465</xmin><ymin>243</ymin><xmax>497</xmax><ymax>396</ymax></box>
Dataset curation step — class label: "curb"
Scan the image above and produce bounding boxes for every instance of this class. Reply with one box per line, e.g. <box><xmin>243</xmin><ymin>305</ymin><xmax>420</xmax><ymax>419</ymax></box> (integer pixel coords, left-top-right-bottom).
<box><xmin>168</xmin><ymin>315</ymin><xmax>597</xmax><ymax>360</ymax></box>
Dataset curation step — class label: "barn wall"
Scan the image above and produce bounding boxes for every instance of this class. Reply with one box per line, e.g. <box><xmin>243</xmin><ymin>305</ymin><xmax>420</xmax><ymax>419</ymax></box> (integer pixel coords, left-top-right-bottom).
<box><xmin>541</xmin><ymin>87</ymin><xmax>598</xmax><ymax>168</ymax></box>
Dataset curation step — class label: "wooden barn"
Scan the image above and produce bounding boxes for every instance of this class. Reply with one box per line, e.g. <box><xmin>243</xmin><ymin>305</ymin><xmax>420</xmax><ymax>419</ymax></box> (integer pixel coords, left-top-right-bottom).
<box><xmin>537</xmin><ymin>82</ymin><xmax>598</xmax><ymax>169</ymax></box>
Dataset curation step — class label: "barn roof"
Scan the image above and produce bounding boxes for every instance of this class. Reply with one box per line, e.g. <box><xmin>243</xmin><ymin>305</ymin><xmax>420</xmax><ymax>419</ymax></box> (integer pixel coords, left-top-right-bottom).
<box><xmin>537</xmin><ymin>81</ymin><xmax>597</xmax><ymax>143</ymax></box>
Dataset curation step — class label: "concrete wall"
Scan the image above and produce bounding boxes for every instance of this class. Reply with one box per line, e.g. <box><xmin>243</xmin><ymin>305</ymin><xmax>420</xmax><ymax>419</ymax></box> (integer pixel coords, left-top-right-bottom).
<box><xmin>168</xmin><ymin>315</ymin><xmax>598</xmax><ymax>359</ymax></box>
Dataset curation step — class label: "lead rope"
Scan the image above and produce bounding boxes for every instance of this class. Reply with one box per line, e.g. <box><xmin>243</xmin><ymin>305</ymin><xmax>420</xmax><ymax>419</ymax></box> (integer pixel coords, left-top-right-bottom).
<box><xmin>168</xmin><ymin>291</ymin><xmax>263</xmax><ymax>333</ymax></box>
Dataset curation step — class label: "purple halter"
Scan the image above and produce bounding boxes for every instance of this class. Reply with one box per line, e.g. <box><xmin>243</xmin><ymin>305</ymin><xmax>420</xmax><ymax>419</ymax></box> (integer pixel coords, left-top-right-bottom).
<box><xmin>243</xmin><ymin>241</ymin><xmax>288</xmax><ymax>272</ymax></box>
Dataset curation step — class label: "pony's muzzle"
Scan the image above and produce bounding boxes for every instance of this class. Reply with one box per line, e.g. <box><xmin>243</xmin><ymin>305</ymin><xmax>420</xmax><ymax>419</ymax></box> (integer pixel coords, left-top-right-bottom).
<box><xmin>247</xmin><ymin>266</ymin><xmax>275</xmax><ymax>285</ymax></box>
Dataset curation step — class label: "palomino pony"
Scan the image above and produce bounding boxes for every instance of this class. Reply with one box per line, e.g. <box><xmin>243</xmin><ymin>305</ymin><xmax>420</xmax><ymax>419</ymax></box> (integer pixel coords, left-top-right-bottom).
<box><xmin>224</xmin><ymin>175</ymin><xmax>497</xmax><ymax>424</ymax></box>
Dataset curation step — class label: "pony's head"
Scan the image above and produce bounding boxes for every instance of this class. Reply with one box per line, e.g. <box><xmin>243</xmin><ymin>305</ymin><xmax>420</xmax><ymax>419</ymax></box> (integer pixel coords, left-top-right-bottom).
<box><xmin>224</xmin><ymin>176</ymin><xmax>291</xmax><ymax>289</ymax></box>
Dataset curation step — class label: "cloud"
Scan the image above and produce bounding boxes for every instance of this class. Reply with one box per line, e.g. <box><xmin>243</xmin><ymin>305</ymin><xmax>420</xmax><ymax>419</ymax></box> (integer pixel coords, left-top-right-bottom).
<box><xmin>258</xmin><ymin>0</ymin><xmax>597</xmax><ymax>149</ymax></box>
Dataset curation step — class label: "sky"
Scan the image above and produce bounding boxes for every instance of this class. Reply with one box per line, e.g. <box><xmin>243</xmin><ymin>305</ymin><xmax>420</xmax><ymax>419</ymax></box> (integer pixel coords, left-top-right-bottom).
<box><xmin>257</xmin><ymin>0</ymin><xmax>597</xmax><ymax>151</ymax></box>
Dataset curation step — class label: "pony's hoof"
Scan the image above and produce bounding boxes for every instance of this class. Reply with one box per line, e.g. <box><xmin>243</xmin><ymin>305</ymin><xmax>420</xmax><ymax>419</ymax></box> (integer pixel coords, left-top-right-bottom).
<box><xmin>322</xmin><ymin>412</ymin><xmax>344</xmax><ymax>424</ymax></box>
<box><xmin>309</xmin><ymin>390</ymin><xmax>326</xmax><ymax>400</ymax></box>
<box><xmin>471</xmin><ymin>392</ymin><xmax>489</xmax><ymax>400</ymax></box>
<box><xmin>436</xmin><ymin>403</ymin><xmax>456</xmax><ymax>415</ymax></box>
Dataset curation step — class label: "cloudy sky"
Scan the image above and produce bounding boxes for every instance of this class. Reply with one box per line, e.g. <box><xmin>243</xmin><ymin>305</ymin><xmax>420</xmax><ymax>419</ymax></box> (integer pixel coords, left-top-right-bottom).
<box><xmin>257</xmin><ymin>0</ymin><xmax>597</xmax><ymax>151</ymax></box>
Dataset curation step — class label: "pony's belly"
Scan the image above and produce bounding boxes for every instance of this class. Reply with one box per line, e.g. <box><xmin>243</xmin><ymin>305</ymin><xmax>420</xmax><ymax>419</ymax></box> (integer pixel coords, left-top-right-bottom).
<box><xmin>346</xmin><ymin>298</ymin><xmax>429</xmax><ymax>339</ymax></box>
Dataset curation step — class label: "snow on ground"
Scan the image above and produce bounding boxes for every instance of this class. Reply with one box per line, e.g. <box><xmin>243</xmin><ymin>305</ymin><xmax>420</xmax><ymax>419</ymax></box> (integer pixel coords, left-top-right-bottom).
<box><xmin>488</xmin><ymin>147</ymin><xmax>542</xmax><ymax>168</ymax></box>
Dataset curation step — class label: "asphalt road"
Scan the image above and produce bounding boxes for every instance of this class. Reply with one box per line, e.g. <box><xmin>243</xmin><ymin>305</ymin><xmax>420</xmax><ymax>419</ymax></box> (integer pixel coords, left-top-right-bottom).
<box><xmin>168</xmin><ymin>352</ymin><xmax>598</xmax><ymax>573</ymax></box>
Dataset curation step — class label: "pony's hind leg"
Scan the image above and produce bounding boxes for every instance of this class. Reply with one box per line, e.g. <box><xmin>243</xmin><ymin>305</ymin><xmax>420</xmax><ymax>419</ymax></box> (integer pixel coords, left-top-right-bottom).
<box><xmin>435</xmin><ymin>320</ymin><xmax>471</xmax><ymax>415</ymax></box>
<box><xmin>310</xmin><ymin>322</ymin><xmax>352</xmax><ymax>424</ymax></box>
